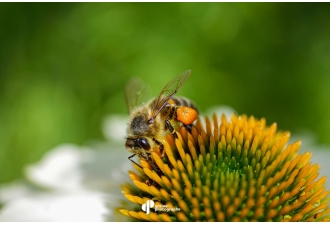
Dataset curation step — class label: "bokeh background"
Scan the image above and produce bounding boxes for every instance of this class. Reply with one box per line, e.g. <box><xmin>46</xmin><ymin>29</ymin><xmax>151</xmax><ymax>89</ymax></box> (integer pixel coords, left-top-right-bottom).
<box><xmin>1</xmin><ymin>2</ymin><xmax>330</xmax><ymax>185</ymax></box>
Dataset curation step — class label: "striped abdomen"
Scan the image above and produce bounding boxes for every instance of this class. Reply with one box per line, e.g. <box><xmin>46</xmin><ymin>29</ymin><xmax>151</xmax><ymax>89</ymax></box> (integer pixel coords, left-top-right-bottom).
<box><xmin>159</xmin><ymin>96</ymin><xmax>199</xmax><ymax>122</ymax></box>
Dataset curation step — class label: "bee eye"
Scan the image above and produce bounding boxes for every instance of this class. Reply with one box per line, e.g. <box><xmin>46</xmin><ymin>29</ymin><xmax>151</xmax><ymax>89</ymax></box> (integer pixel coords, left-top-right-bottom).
<box><xmin>139</xmin><ymin>138</ymin><xmax>150</xmax><ymax>150</ymax></box>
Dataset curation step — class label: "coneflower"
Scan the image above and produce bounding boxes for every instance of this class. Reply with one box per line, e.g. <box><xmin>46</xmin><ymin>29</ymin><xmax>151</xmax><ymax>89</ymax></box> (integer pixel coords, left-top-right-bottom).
<box><xmin>119</xmin><ymin>114</ymin><xmax>330</xmax><ymax>222</ymax></box>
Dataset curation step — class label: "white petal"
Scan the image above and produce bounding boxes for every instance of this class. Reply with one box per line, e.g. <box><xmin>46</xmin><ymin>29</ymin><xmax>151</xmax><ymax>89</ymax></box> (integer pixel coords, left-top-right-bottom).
<box><xmin>25</xmin><ymin>144</ymin><xmax>94</xmax><ymax>191</ymax></box>
<box><xmin>102</xmin><ymin>114</ymin><xmax>128</xmax><ymax>142</ymax></box>
<box><xmin>0</xmin><ymin>191</ymin><xmax>108</xmax><ymax>222</ymax></box>
<box><xmin>0</xmin><ymin>180</ymin><xmax>32</xmax><ymax>204</ymax></box>
<box><xmin>203</xmin><ymin>105</ymin><xmax>236</xmax><ymax>119</ymax></box>
<box><xmin>291</xmin><ymin>131</ymin><xmax>330</xmax><ymax>189</ymax></box>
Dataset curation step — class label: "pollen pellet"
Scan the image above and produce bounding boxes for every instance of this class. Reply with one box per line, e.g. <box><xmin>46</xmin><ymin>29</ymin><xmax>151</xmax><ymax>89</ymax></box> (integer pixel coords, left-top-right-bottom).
<box><xmin>177</xmin><ymin>106</ymin><xmax>198</xmax><ymax>125</ymax></box>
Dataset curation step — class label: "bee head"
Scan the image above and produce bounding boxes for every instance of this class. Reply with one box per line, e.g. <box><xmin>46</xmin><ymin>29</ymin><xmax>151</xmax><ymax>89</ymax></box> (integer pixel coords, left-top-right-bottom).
<box><xmin>131</xmin><ymin>115</ymin><xmax>149</xmax><ymax>135</ymax></box>
<box><xmin>125</xmin><ymin>137</ymin><xmax>151</xmax><ymax>151</ymax></box>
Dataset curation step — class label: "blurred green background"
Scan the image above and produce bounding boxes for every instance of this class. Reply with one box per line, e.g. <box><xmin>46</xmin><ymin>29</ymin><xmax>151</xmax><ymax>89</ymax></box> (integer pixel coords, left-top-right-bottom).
<box><xmin>1</xmin><ymin>3</ymin><xmax>330</xmax><ymax>184</ymax></box>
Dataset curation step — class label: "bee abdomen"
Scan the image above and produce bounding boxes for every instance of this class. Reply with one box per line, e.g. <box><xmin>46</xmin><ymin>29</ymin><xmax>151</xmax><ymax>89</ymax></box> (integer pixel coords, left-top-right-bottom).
<box><xmin>160</xmin><ymin>96</ymin><xmax>199</xmax><ymax>122</ymax></box>
<box><xmin>172</xmin><ymin>96</ymin><xmax>198</xmax><ymax>112</ymax></box>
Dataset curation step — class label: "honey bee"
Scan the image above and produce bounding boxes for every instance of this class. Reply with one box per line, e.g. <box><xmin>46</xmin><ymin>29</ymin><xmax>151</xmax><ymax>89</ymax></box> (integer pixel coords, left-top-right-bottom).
<box><xmin>124</xmin><ymin>70</ymin><xmax>198</xmax><ymax>171</ymax></box>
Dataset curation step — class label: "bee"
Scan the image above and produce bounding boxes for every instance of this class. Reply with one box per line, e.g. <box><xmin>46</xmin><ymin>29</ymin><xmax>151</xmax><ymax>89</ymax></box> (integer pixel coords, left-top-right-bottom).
<box><xmin>124</xmin><ymin>70</ymin><xmax>198</xmax><ymax>172</ymax></box>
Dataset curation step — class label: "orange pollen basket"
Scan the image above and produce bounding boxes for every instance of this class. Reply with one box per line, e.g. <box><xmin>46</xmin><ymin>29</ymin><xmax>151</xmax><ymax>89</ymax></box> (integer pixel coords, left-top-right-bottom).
<box><xmin>176</xmin><ymin>106</ymin><xmax>198</xmax><ymax>125</ymax></box>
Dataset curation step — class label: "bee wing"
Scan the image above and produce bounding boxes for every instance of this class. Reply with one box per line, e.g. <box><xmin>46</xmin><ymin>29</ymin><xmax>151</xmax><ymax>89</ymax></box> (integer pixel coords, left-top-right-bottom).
<box><xmin>125</xmin><ymin>77</ymin><xmax>151</xmax><ymax>113</ymax></box>
<box><xmin>149</xmin><ymin>70</ymin><xmax>191</xmax><ymax>122</ymax></box>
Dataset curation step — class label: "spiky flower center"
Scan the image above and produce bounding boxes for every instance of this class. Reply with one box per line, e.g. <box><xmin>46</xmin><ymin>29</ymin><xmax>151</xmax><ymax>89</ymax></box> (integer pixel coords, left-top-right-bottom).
<box><xmin>119</xmin><ymin>114</ymin><xmax>330</xmax><ymax>222</ymax></box>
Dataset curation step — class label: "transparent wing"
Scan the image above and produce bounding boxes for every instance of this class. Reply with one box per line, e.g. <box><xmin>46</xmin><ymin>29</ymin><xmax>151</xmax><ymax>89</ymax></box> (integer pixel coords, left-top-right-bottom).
<box><xmin>125</xmin><ymin>77</ymin><xmax>151</xmax><ymax>113</ymax></box>
<box><xmin>149</xmin><ymin>70</ymin><xmax>191</xmax><ymax>122</ymax></box>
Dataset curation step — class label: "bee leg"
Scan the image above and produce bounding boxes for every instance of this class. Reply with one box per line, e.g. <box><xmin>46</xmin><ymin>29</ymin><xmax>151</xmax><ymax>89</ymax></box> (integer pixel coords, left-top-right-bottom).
<box><xmin>146</xmin><ymin>179</ymin><xmax>153</xmax><ymax>186</ymax></box>
<box><xmin>183</xmin><ymin>124</ymin><xmax>193</xmax><ymax>133</ymax></box>
<box><xmin>165</xmin><ymin>120</ymin><xmax>178</xmax><ymax>139</ymax></box>
<box><xmin>145</xmin><ymin>155</ymin><xmax>163</xmax><ymax>176</ymax></box>
<box><xmin>146</xmin><ymin>178</ymin><xmax>161</xmax><ymax>188</ymax></box>
<box><xmin>152</xmin><ymin>138</ymin><xmax>164</xmax><ymax>156</ymax></box>
<box><xmin>128</xmin><ymin>154</ymin><xmax>143</xmax><ymax>169</ymax></box>
<box><xmin>129</xmin><ymin>154</ymin><xmax>162</xmax><ymax>187</ymax></box>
